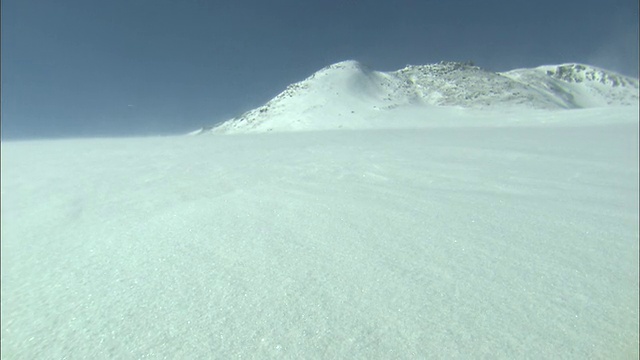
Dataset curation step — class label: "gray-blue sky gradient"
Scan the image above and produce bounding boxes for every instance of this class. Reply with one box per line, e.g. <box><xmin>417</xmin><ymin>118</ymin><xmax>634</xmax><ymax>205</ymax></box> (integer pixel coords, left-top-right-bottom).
<box><xmin>2</xmin><ymin>0</ymin><xmax>638</xmax><ymax>139</ymax></box>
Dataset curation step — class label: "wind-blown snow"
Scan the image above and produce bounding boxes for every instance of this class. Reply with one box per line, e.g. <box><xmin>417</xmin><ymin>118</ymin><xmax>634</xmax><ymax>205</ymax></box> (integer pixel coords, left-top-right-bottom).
<box><xmin>1</xmin><ymin>107</ymin><xmax>638</xmax><ymax>358</ymax></box>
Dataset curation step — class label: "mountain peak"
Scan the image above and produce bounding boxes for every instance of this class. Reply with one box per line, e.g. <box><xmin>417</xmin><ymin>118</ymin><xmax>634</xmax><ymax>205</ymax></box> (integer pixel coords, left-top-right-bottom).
<box><xmin>313</xmin><ymin>60</ymin><xmax>372</xmax><ymax>77</ymax></box>
<box><xmin>326</xmin><ymin>59</ymin><xmax>366</xmax><ymax>68</ymax></box>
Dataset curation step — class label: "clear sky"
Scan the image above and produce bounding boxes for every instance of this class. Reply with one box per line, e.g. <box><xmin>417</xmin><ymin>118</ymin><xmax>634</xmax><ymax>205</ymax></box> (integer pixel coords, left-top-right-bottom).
<box><xmin>2</xmin><ymin>0</ymin><xmax>638</xmax><ymax>139</ymax></box>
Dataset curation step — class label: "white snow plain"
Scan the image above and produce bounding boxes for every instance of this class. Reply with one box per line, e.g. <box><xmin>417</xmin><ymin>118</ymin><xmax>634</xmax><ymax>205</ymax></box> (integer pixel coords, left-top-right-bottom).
<box><xmin>1</xmin><ymin>107</ymin><xmax>639</xmax><ymax>358</ymax></box>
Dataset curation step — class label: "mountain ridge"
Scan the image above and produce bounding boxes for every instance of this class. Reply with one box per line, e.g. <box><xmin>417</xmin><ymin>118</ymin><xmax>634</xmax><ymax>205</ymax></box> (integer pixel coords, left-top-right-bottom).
<box><xmin>197</xmin><ymin>60</ymin><xmax>639</xmax><ymax>134</ymax></box>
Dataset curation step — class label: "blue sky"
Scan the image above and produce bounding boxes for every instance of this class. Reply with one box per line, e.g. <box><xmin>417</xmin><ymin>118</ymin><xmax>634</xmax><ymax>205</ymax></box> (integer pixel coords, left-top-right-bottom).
<box><xmin>2</xmin><ymin>0</ymin><xmax>638</xmax><ymax>139</ymax></box>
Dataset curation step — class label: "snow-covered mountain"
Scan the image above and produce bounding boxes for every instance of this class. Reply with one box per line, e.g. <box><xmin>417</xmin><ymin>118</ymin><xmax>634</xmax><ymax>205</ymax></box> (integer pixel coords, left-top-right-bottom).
<box><xmin>199</xmin><ymin>60</ymin><xmax>639</xmax><ymax>134</ymax></box>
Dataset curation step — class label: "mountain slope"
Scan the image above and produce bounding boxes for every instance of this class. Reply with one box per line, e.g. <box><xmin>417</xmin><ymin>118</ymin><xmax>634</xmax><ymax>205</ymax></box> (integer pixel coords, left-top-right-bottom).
<box><xmin>502</xmin><ymin>63</ymin><xmax>639</xmax><ymax>108</ymax></box>
<box><xmin>201</xmin><ymin>60</ymin><xmax>639</xmax><ymax>134</ymax></box>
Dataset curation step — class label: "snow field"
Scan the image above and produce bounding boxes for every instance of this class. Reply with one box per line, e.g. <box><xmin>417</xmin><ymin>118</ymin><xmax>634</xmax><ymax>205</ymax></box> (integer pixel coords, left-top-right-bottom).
<box><xmin>1</xmin><ymin>111</ymin><xmax>638</xmax><ymax>358</ymax></box>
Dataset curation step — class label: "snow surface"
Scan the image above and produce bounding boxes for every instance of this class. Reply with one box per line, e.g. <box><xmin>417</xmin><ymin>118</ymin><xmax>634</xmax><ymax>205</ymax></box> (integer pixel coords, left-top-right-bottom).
<box><xmin>1</xmin><ymin>106</ymin><xmax>638</xmax><ymax>358</ymax></box>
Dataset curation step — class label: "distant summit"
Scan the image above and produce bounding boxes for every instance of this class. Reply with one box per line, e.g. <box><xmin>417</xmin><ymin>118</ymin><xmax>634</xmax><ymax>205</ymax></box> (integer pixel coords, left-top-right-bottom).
<box><xmin>196</xmin><ymin>60</ymin><xmax>639</xmax><ymax>134</ymax></box>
